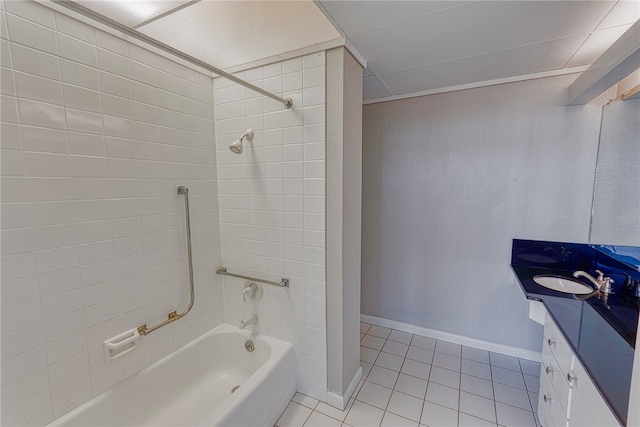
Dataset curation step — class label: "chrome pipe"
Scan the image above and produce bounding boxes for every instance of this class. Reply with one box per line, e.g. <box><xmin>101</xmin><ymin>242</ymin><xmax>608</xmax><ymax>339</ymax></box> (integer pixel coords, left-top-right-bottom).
<box><xmin>51</xmin><ymin>1</ymin><xmax>293</xmax><ymax>109</ymax></box>
<box><xmin>216</xmin><ymin>267</ymin><xmax>290</xmax><ymax>288</ymax></box>
<box><xmin>138</xmin><ymin>186</ymin><xmax>195</xmax><ymax>336</ymax></box>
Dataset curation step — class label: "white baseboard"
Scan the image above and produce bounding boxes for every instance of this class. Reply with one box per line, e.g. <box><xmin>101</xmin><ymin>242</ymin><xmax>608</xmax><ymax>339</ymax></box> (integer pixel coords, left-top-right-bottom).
<box><xmin>361</xmin><ymin>314</ymin><xmax>541</xmax><ymax>362</ymax></box>
<box><xmin>326</xmin><ymin>366</ymin><xmax>362</xmax><ymax>410</ymax></box>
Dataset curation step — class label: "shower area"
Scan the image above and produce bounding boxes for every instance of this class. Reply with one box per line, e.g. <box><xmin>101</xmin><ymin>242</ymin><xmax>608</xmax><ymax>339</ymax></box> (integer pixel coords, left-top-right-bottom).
<box><xmin>0</xmin><ymin>1</ymin><xmax>362</xmax><ymax>425</ymax></box>
<box><xmin>213</xmin><ymin>50</ymin><xmax>333</xmax><ymax>400</ymax></box>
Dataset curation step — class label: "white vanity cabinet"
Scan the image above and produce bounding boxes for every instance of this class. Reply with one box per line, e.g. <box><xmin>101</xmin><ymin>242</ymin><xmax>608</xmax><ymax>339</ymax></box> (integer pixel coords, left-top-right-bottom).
<box><xmin>568</xmin><ymin>358</ymin><xmax>621</xmax><ymax>427</ymax></box>
<box><xmin>538</xmin><ymin>313</ymin><xmax>620</xmax><ymax>427</ymax></box>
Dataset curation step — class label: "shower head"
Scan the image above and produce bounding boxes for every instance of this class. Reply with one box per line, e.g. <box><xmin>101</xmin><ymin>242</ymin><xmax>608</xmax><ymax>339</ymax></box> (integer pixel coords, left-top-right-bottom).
<box><xmin>229</xmin><ymin>129</ymin><xmax>254</xmax><ymax>154</ymax></box>
<box><xmin>229</xmin><ymin>139</ymin><xmax>243</xmax><ymax>154</ymax></box>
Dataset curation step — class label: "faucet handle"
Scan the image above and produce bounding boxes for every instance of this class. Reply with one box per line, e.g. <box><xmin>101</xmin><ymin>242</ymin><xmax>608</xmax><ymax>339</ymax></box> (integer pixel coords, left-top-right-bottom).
<box><xmin>242</xmin><ymin>282</ymin><xmax>259</xmax><ymax>302</ymax></box>
<box><xmin>594</xmin><ymin>270</ymin><xmax>614</xmax><ymax>284</ymax></box>
<box><xmin>595</xmin><ymin>270</ymin><xmax>605</xmax><ymax>281</ymax></box>
<box><xmin>600</xmin><ymin>274</ymin><xmax>614</xmax><ymax>295</ymax></box>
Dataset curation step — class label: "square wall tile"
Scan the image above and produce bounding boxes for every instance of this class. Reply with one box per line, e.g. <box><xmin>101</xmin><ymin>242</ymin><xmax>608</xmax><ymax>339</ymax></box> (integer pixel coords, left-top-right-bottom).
<box><xmin>3</xmin><ymin>2</ymin><xmax>222</xmax><ymax>423</ymax></box>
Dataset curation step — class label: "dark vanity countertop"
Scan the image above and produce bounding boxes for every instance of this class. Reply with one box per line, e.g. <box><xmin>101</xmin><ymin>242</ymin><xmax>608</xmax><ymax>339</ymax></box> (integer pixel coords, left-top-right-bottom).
<box><xmin>512</xmin><ymin>265</ymin><xmax>638</xmax><ymax>347</ymax></box>
<box><xmin>511</xmin><ymin>239</ymin><xmax>639</xmax><ymax>426</ymax></box>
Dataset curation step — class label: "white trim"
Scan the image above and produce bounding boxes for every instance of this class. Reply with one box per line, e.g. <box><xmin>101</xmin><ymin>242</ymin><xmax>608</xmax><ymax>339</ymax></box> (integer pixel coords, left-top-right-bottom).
<box><xmin>312</xmin><ymin>0</ymin><xmax>366</xmax><ymax>69</ymax></box>
<box><xmin>313</xmin><ymin>0</ymin><xmax>346</xmax><ymax>37</ymax></box>
<box><xmin>220</xmin><ymin>38</ymin><xmax>346</xmax><ymax>76</ymax></box>
<box><xmin>40</xmin><ymin>0</ymin><xmax>349</xmax><ymax>81</ymax></box>
<box><xmin>344</xmin><ymin>39</ymin><xmax>367</xmax><ymax>69</ymax></box>
<box><xmin>568</xmin><ymin>20</ymin><xmax>640</xmax><ymax>105</ymax></box>
<box><xmin>326</xmin><ymin>367</ymin><xmax>362</xmax><ymax>410</ymax></box>
<box><xmin>624</xmin><ymin>86</ymin><xmax>640</xmax><ymax>100</ymax></box>
<box><xmin>363</xmin><ymin>66</ymin><xmax>589</xmax><ymax>105</ymax></box>
<box><xmin>361</xmin><ymin>314</ymin><xmax>541</xmax><ymax>362</ymax></box>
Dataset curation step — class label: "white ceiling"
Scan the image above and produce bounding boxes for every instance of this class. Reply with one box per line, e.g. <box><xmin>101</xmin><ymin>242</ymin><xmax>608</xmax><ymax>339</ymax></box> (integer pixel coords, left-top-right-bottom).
<box><xmin>139</xmin><ymin>1</ymin><xmax>341</xmax><ymax>70</ymax></box>
<box><xmin>69</xmin><ymin>0</ymin><xmax>639</xmax><ymax>103</ymax></box>
<box><xmin>74</xmin><ymin>0</ymin><xmax>342</xmax><ymax>70</ymax></box>
<box><xmin>75</xmin><ymin>0</ymin><xmax>193</xmax><ymax>28</ymax></box>
<box><xmin>318</xmin><ymin>0</ymin><xmax>640</xmax><ymax>101</ymax></box>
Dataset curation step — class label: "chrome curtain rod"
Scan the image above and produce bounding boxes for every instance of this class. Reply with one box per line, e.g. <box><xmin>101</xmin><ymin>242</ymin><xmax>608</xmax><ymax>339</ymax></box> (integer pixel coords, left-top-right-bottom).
<box><xmin>52</xmin><ymin>1</ymin><xmax>293</xmax><ymax>109</ymax></box>
<box><xmin>216</xmin><ymin>267</ymin><xmax>290</xmax><ymax>288</ymax></box>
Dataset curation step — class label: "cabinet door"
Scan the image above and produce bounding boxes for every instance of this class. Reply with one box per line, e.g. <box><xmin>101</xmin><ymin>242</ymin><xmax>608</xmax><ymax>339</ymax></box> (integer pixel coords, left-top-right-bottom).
<box><xmin>539</xmin><ymin>367</ymin><xmax>569</xmax><ymax>427</ymax></box>
<box><xmin>567</xmin><ymin>357</ymin><xmax>620</xmax><ymax>427</ymax></box>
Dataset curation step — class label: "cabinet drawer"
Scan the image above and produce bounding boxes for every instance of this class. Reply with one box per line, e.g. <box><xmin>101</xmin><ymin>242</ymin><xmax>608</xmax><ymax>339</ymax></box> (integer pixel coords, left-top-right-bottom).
<box><xmin>541</xmin><ymin>341</ymin><xmax>572</xmax><ymax>416</ymax></box>
<box><xmin>544</xmin><ymin>314</ymin><xmax>573</xmax><ymax>374</ymax></box>
<box><xmin>538</xmin><ymin>395</ymin><xmax>556</xmax><ymax>427</ymax></box>
<box><xmin>539</xmin><ymin>367</ymin><xmax>569</xmax><ymax>427</ymax></box>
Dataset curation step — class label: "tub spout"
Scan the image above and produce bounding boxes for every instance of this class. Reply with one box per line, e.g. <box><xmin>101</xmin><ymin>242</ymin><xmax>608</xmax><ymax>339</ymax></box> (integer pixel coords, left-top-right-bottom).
<box><xmin>239</xmin><ymin>314</ymin><xmax>258</xmax><ymax>330</ymax></box>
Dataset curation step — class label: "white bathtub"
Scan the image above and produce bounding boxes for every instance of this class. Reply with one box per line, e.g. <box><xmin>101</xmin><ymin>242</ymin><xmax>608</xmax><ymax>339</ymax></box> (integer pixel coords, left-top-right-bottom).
<box><xmin>48</xmin><ymin>323</ymin><xmax>297</xmax><ymax>427</ymax></box>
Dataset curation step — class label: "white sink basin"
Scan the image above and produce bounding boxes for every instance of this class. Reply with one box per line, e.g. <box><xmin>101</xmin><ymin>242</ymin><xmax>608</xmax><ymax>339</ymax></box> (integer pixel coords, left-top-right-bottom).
<box><xmin>533</xmin><ymin>275</ymin><xmax>594</xmax><ymax>295</ymax></box>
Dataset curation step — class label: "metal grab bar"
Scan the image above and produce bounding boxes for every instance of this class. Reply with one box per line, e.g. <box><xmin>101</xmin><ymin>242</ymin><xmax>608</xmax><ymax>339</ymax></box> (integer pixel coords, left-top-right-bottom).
<box><xmin>138</xmin><ymin>186</ymin><xmax>195</xmax><ymax>336</ymax></box>
<box><xmin>216</xmin><ymin>267</ymin><xmax>290</xmax><ymax>288</ymax></box>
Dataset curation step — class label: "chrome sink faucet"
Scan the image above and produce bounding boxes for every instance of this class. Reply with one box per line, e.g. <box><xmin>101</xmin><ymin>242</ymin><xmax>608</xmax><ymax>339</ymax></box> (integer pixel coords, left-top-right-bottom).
<box><xmin>573</xmin><ymin>269</ymin><xmax>614</xmax><ymax>295</ymax></box>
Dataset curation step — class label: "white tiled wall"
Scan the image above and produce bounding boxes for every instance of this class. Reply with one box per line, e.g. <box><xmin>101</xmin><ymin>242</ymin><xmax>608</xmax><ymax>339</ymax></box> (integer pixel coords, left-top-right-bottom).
<box><xmin>213</xmin><ymin>53</ymin><xmax>327</xmax><ymax>401</ymax></box>
<box><xmin>0</xmin><ymin>2</ymin><xmax>222</xmax><ymax>425</ymax></box>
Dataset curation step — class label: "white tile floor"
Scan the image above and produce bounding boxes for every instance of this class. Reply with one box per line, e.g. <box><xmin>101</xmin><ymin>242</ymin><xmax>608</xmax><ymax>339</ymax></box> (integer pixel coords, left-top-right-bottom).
<box><xmin>276</xmin><ymin>322</ymin><xmax>541</xmax><ymax>427</ymax></box>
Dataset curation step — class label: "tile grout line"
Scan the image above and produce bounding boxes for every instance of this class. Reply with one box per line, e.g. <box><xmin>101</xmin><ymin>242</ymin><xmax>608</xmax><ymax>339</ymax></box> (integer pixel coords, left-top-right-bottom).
<box><xmin>457</xmin><ymin>350</ymin><xmax>462</xmax><ymax>427</ymax></box>
<box><xmin>419</xmin><ymin>337</ymin><xmax>436</xmax><ymax>426</ymax></box>
<box><xmin>385</xmin><ymin>329</ymin><xmax>421</xmax><ymax>427</ymax></box>
<box><xmin>356</xmin><ymin>326</ymin><xmax>539</xmax><ymax>427</ymax></box>
<box><xmin>386</xmin><ymin>335</ymin><xmax>417</xmax><ymax>426</ymax></box>
<box><xmin>490</xmin><ymin>361</ymin><xmax>499</xmax><ymax>426</ymax></box>
<box><xmin>519</xmin><ymin>358</ymin><xmax>538</xmax><ymax>414</ymax></box>
<box><xmin>373</xmin><ymin>326</ymin><xmax>393</xmax><ymax>427</ymax></box>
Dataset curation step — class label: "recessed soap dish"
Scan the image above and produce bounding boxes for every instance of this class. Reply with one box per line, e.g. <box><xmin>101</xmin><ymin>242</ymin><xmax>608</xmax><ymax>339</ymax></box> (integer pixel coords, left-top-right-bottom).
<box><xmin>103</xmin><ymin>328</ymin><xmax>140</xmax><ymax>363</ymax></box>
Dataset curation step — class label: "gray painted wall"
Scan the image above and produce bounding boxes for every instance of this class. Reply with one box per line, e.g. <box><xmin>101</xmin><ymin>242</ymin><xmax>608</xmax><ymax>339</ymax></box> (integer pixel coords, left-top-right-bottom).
<box><xmin>361</xmin><ymin>74</ymin><xmax>603</xmax><ymax>351</ymax></box>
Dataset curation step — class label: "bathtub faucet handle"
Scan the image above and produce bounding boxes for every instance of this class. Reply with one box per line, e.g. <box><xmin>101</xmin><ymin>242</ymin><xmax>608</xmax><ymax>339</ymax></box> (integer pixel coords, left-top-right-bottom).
<box><xmin>243</xmin><ymin>282</ymin><xmax>258</xmax><ymax>302</ymax></box>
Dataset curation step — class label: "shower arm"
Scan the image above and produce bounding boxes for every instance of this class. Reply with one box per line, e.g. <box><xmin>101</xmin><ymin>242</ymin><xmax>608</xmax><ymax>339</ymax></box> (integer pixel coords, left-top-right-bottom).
<box><xmin>137</xmin><ymin>186</ymin><xmax>195</xmax><ymax>336</ymax></box>
<box><xmin>50</xmin><ymin>1</ymin><xmax>293</xmax><ymax>110</ymax></box>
